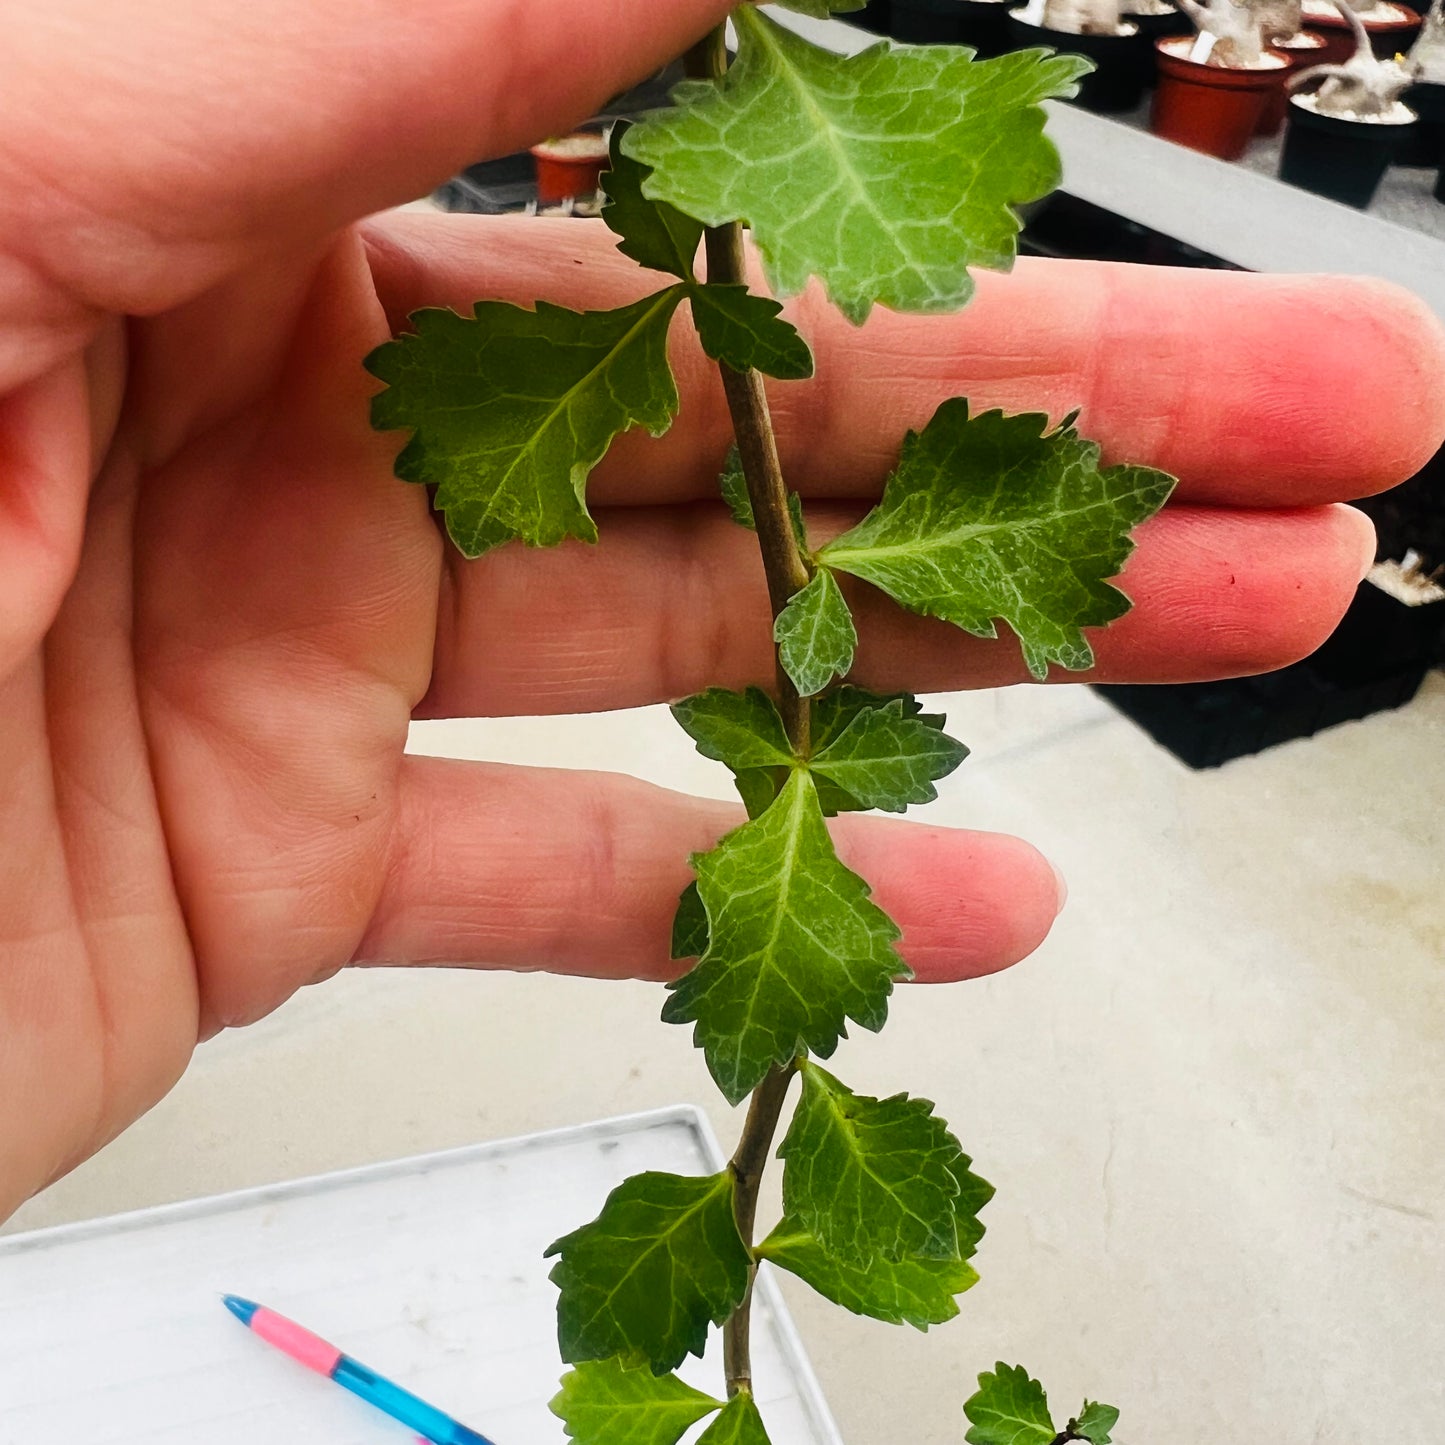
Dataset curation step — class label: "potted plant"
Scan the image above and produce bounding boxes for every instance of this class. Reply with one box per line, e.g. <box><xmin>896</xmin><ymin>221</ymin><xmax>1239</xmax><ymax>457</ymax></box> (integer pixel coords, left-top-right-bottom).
<box><xmin>1402</xmin><ymin>0</ymin><xmax>1445</xmax><ymax>165</ymax></box>
<box><xmin>1281</xmin><ymin>0</ymin><xmax>1419</xmax><ymax>205</ymax></box>
<box><xmin>1303</xmin><ymin>0</ymin><xmax>1422</xmax><ymax>64</ymax></box>
<box><xmin>1008</xmin><ymin>0</ymin><xmax>1150</xmax><ymax>110</ymax></box>
<box><xmin>529</xmin><ymin>131</ymin><xmax>612</xmax><ymax>207</ymax></box>
<box><xmin>893</xmin><ymin>0</ymin><xmax>1018</xmax><ymax>56</ymax></box>
<box><xmin>367</xmin><ymin>12</ymin><xmax>1164</xmax><ymax>1441</ymax></box>
<box><xmin>1250</xmin><ymin>0</ymin><xmax>1330</xmax><ymax>131</ymax></box>
<box><xmin>1150</xmin><ymin>0</ymin><xmax>1291</xmax><ymax>157</ymax></box>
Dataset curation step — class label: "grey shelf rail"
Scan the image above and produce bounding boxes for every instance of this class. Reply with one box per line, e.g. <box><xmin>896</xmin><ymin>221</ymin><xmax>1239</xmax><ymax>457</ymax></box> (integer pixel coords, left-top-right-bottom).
<box><xmin>763</xmin><ymin>6</ymin><xmax>1445</xmax><ymax>322</ymax></box>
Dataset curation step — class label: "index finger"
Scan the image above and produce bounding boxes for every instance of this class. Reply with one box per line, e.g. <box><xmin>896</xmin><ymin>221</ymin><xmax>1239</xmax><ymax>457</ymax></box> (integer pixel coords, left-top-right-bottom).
<box><xmin>365</xmin><ymin>211</ymin><xmax>1445</xmax><ymax>508</ymax></box>
<box><xmin>0</xmin><ymin>0</ymin><xmax>733</xmax><ymax>321</ymax></box>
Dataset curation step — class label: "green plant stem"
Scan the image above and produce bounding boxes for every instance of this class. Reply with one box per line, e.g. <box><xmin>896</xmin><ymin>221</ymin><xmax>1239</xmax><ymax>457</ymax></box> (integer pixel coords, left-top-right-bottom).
<box><xmin>722</xmin><ymin>1061</ymin><xmax>795</xmax><ymax>1395</ymax></box>
<box><xmin>683</xmin><ymin>18</ymin><xmax>813</xmax><ymax>1402</ymax></box>
<box><xmin>684</xmin><ymin>25</ymin><xmax>813</xmax><ymax>754</ymax></box>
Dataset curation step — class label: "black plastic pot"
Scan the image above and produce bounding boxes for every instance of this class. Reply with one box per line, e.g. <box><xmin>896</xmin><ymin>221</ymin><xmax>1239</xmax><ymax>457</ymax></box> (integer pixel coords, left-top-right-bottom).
<box><xmin>894</xmin><ymin>0</ymin><xmax>1015</xmax><ymax>54</ymax></box>
<box><xmin>1128</xmin><ymin>3</ymin><xmax>1193</xmax><ymax>42</ymax></box>
<box><xmin>846</xmin><ymin>0</ymin><xmax>894</xmax><ymax>32</ymax></box>
<box><xmin>1007</xmin><ymin>13</ymin><xmax>1148</xmax><ymax>111</ymax></box>
<box><xmin>1279</xmin><ymin>96</ymin><xmax>1416</xmax><ymax>208</ymax></box>
<box><xmin>1095</xmin><ymin>579</ymin><xmax>1445</xmax><ymax>769</ymax></box>
<box><xmin>1398</xmin><ymin>82</ymin><xmax>1445</xmax><ymax>169</ymax></box>
<box><xmin>1436</xmin><ymin>160</ymin><xmax>1445</xmax><ymax>202</ymax></box>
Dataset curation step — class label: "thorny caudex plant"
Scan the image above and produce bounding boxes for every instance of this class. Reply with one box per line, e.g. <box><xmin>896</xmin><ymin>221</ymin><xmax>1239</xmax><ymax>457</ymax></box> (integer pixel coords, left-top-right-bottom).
<box><xmin>367</xmin><ymin>5</ymin><xmax>1176</xmax><ymax>1442</ymax></box>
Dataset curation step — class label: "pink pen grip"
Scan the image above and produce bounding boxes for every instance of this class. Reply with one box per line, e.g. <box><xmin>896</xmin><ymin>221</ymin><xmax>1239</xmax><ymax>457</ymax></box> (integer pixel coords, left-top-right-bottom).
<box><xmin>250</xmin><ymin>1306</ymin><xmax>343</xmax><ymax>1376</ymax></box>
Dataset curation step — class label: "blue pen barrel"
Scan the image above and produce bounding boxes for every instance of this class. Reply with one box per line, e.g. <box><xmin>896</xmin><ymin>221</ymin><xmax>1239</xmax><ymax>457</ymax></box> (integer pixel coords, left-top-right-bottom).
<box><xmin>333</xmin><ymin>1356</ymin><xmax>498</xmax><ymax>1445</ymax></box>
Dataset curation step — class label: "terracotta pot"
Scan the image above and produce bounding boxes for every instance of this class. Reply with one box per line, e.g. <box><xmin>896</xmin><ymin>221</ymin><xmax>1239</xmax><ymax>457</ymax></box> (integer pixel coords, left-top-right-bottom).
<box><xmin>1007</xmin><ymin>13</ymin><xmax>1149</xmax><ymax>111</ymax></box>
<box><xmin>1150</xmin><ymin>39</ymin><xmax>1289</xmax><ymax>159</ymax></box>
<box><xmin>1279</xmin><ymin>93</ymin><xmax>1417</xmax><ymax>206</ymax></box>
<box><xmin>893</xmin><ymin>0</ymin><xmax>1015</xmax><ymax>53</ymax></box>
<box><xmin>529</xmin><ymin>133</ymin><xmax>610</xmax><ymax>206</ymax></box>
<box><xmin>1301</xmin><ymin>0</ymin><xmax>1420</xmax><ymax>66</ymax></box>
<box><xmin>1258</xmin><ymin>30</ymin><xmax>1327</xmax><ymax>135</ymax></box>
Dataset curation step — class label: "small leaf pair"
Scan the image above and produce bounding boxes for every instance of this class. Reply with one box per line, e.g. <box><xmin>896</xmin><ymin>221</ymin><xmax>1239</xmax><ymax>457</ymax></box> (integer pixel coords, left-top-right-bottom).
<box><xmin>965</xmin><ymin>1364</ymin><xmax>1119</xmax><ymax>1445</ymax></box>
<box><xmin>553</xmin><ymin>1357</ymin><xmax>769</xmax><ymax>1445</ymax></box>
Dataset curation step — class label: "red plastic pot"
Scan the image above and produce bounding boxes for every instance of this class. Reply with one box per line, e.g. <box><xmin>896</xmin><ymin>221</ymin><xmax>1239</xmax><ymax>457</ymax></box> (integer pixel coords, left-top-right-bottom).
<box><xmin>1301</xmin><ymin>0</ymin><xmax>1420</xmax><ymax>65</ymax></box>
<box><xmin>1258</xmin><ymin>30</ymin><xmax>1327</xmax><ymax>134</ymax></box>
<box><xmin>530</xmin><ymin>132</ymin><xmax>610</xmax><ymax>206</ymax></box>
<box><xmin>1150</xmin><ymin>38</ymin><xmax>1289</xmax><ymax>159</ymax></box>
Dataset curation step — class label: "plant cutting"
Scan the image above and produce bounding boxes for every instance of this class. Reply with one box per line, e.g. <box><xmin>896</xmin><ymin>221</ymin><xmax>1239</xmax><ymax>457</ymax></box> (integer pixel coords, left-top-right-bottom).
<box><xmin>1282</xmin><ymin>0</ymin><xmax>1419</xmax><ymax>204</ymax></box>
<box><xmin>366</xmin><ymin>5</ymin><xmax>1177</xmax><ymax>1442</ymax></box>
<box><xmin>1150</xmin><ymin>0</ymin><xmax>1289</xmax><ymax>156</ymax></box>
<box><xmin>1007</xmin><ymin>0</ymin><xmax>1151</xmax><ymax>110</ymax></box>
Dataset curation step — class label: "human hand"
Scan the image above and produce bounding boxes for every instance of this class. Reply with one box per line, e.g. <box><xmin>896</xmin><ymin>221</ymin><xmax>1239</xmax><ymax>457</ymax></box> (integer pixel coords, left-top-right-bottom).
<box><xmin>2</xmin><ymin>0</ymin><xmax>1441</xmax><ymax>1222</ymax></box>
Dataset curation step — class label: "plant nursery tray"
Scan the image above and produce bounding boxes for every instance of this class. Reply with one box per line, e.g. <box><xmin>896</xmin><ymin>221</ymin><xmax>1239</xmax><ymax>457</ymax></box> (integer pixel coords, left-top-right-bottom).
<box><xmin>0</xmin><ymin>1107</ymin><xmax>842</xmax><ymax>1445</ymax></box>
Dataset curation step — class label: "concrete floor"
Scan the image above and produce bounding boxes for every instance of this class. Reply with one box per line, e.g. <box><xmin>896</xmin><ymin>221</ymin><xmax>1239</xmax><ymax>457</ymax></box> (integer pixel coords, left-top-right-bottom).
<box><xmin>6</xmin><ymin>674</ymin><xmax>1443</xmax><ymax>1444</ymax></box>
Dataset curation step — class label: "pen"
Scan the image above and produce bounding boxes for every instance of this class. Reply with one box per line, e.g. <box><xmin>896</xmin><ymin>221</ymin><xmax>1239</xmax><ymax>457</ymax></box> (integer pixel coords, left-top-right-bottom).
<box><xmin>223</xmin><ymin>1294</ymin><xmax>498</xmax><ymax>1445</ymax></box>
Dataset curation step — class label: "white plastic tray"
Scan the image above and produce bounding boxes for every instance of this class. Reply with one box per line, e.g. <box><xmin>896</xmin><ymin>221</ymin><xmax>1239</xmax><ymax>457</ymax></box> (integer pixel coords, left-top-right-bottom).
<box><xmin>0</xmin><ymin>1106</ymin><xmax>843</xmax><ymax>1445</ymax></box>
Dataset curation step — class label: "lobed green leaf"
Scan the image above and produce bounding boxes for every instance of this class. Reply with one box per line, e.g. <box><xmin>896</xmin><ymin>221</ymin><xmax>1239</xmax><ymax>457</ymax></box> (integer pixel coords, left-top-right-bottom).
<box><xmin>809</xmin><ymin>695</ymin><xmax>968</xmax><ymax>813</ymax></box>
<box><xmin>1070</xmin><ymin>1401</ymin><xmax>1121</xmax><ymax>1444</ymax></box>
<box><xmin>758</xmin><ymin>1216</ymin><xmax>979</xmax><ymax>1330</ymax></box>
<box><xmin>671</xmin><ymin>881</ymin><xmax>709</xmax><ymax>962</ymax></box>
<box><xmin>671</xmin><ymin>687</ymin><xmax>794</xmax><ymax>774</ymax></box>
<box><xmin>602</xmin><ymin>128</ymin><xmax>703</xmax><ymax>280</ymax></box>
<box><xmin>696</xmin><ymin>1390</ymin><xmax>772</xmax><ymax>1445</ymax></box>
<box><xmin>367</xmin><ymin>292</ymin><xmax>684</xmax><ymax>557</ymax></box>
<box><xmin>778</xmin><ymin>1062</ymin><xmax>972</xmax><ymax>1266</ymax></box>
<box><xmin>963</xmin><ymin>1364</ymin><xmax>1057</xmax><ymax>1445</ymax></box>
<box><xmin>689</xmin><ymin>285</ymin><xmax>814</xmax><ymax>381</ymax></box>
<box><xmin>550</xmin><ymin>1358</ymin><xmax>722</xmax><ymax>1445</ymax></box>
<box><xmin>773</xmin><ymin>569</ymin><xmax>858</xmax><ymax>698</ymax></box>
<box><xmin>663</xmin><ymin>770</ymin><xmax>906</xmax><ymax>1104</ymax></box>
<box><xmin>717</xmin><ymin>445</ymin><xmax>808</xmax><ymax>548</ymax></box>
<box><xmin>624</xmin><ymin>13</ymin><xmax>1089</xmax><ymax>323</ymax></box>
<box><xmin>545</xmin><ymin>1170</ymin><xmax>751</xmax><ymax>1374</ymax></box>
<box><xmin>822</xmin><ymin>401</ymin><xmax>1176</xmax><ymax>678</ymax></box>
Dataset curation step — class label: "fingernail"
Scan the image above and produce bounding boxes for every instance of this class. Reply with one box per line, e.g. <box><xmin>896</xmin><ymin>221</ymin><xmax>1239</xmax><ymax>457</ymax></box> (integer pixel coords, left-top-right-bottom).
<box><xmin>1051</xmin><ymin>860</ymin><xmax>1069</xmax><ymax>912</ymax></box>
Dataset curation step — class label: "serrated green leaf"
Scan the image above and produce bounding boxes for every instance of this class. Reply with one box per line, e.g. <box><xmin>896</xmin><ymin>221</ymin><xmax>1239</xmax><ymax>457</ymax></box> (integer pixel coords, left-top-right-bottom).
<box><xmin>774</xmin><ymin>569</ymin><xmax>858</xmax><ymax>698</ymax></box>
<box><xmin>671</xmin><ymin>881</ymin><xmax>709</xmax><ymax>961</ymax></box>
<box><xmin>813</xmin><ymin>686</ymin><xmax>945</xmax><ymax>749</ymax></box>
<box><xmin>550</xmin><ymin>1358</ymin><xmax>723</xmax><ymax>1445</ymax></box>
<box><xmin>778</xmin><ymin>1062</ymin><xmax>968</xmax><ymax>1266</ymax></box>
<box><xmin>368</xmin><ymin>291</ymin><xmax>685</xmax><ymax>557</ymax></box>
<box><xmin>809</xmin><ymin>695</ymin><xmax>967</xmax><ymax>813</ymax></box>
<box><xmin>545</xmin><ymin>1171</ymin><xmax>751</xmax><ymax>1373</ymax></box>
<box><xmin>964</xmin><ymin>1364</ymin><xmax>1057</xmax><ymax>1445</ymax></box>
<box><xmin>671</xmin><ymin>687</ymin><xmax>795</xmax><ymax>774</ymax></box>
<box><xmin>624</xmin><ymin>15</ymin><xmax>1088</xmax><ymax>323</ymax></box>
<box><xmin>948</xmin><ymin>1153</ymin><xmax>996</xmax><ymax>1263</ymax></box>
<box><xmin>663</xmin><ymin>769</ymin><xmax>906</xmax><ymax>1104</ymax></box>
<box><xmin>821</xmin><ymin>401</ymin><xmax>1176</xmax><ymax>679</ymax></box>
<box><xmin>696</xmin><ymin>1391</ymin><xmax>771</xmax><ymax>1445</ymax></box>
<box><xmin>758</xmin><ymin>1216</ymin><xmax>978</xmax><ymax>1330</ymax></box>
<box><xmin>689</xmin><ymin>285</ymin><xmax>814</xmax><ymax>381</ymax></box>
<box><xmin>1071</xmin><ymin>1401</ymin><xmax>1120</xmax><ymax>1444</ymax></box>
<box><xmin>602</xmin><ymin>126</ymin><xmax>702</xmax><ymax>280</ymax></box>
<box><xmin>732</xmin><ymin>767</ymin><xmax>790</xmax><ymax>821</ymax></box>
<box><xmin>717</xmin><ymin>445</ymin><xmax>808</xmax><ymax>549</ymax></box>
